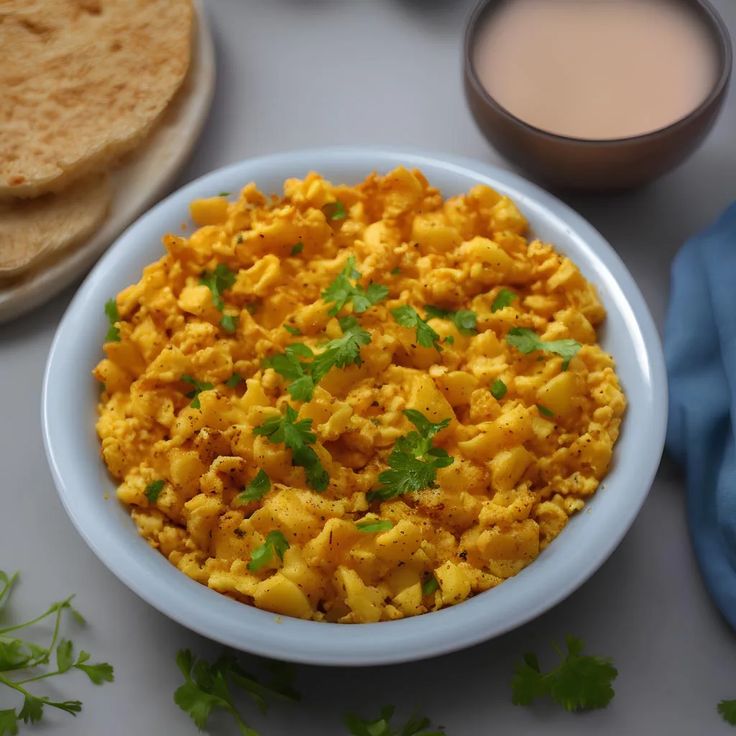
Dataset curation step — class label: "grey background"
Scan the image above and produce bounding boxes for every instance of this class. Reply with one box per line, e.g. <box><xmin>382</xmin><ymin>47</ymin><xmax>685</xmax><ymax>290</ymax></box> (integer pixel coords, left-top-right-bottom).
<box><xmin>1</xmin><ymin>0</ymin><xmax>735</xmax><ymax>733</ymax></box>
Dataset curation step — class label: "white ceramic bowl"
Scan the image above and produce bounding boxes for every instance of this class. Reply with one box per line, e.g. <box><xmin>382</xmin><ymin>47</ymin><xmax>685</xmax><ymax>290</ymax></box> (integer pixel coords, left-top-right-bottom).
<box><xmin>42</xmin><ymin>147</ymin><xmax>667</xmax><ymax>666</ymax></box>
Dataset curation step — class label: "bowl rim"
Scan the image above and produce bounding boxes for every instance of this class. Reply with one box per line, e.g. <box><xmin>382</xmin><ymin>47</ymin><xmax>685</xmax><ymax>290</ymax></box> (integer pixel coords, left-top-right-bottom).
<box><xmin>41</xmin><ymin>146</ymin><xmax>668</xmax><ymax>666</ymax></box>
<box><xmin>463</xmin><ymin>0</ymin><xmax>733</xmax><ymax>146</ymax></box>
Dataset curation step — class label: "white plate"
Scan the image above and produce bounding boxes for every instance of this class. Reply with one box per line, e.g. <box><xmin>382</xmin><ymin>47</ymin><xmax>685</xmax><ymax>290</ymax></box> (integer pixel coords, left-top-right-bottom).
<box><xmin>42</xmin><ymin>148</ymin><xmax>668</xmax><ymax>666</ymax></box>
<box><xmin>0</xmin><ymin>0</ymin><xmax>215</xmax><ymax>323</ymax></box>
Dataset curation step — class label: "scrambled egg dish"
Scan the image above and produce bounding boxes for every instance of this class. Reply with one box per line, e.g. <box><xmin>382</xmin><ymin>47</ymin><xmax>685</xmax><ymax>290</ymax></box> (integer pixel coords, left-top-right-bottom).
<box><xmin>94</xmin><ymin>167</ymin><xmax>626</xmax><ymax>623</ymax></box>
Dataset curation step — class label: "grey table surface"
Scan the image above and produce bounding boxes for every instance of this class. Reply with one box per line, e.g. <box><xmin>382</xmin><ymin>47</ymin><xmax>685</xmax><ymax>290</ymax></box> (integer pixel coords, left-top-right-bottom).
<box><xmin>2</xmin><ymin>1</ymin><xmax>736</xmax><ymax>734</ymax></box>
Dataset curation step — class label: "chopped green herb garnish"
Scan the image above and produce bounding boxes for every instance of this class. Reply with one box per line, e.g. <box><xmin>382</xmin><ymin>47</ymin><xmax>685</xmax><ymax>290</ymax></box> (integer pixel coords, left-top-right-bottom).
<box><xmin>421</xmin><ymin>575</ymin><xmax>439</xmax><ymax>597</ymax></box>
<box><xmin>443</xmin><ymin>336</ymin><xmax>455</xmax><ymax>345</ymax></box>
<box><xmin>322</xmin><ymin>200</ymin><xmax>347</xmax><ymax>221</ymax></box>
<box><xmin>345</xmin><ymin>705</ymin><xmax>444</xmax><ymax>736</ymax></box>
<box><xmin>284</xmin><ymin>324</ymin><xmax>302</xmax><ymax>336</ymax></box>
<box><xmin>236</xmin><ymin>469</ymin><xmax>271</xmax><ymax>505</ymax></box>
<box><xmin>390</xmin><ymin>267</ymin><xmax>401</xmax><ymax>276</ymax></box>
<box><xmin>355</xmin><ymin>519</ymin><xmax>394</xmax><ymax>533</ymax></box>
<box><xmin>248</xmin><ymin>530</ymin><xmax>290</xmax><ymax>572</ymax></box>
<box><xmin>180</xmin><ymin>374</ymin><xmax>214</xmax><ymax>409</ymax></box>
<box><xmin>174</xmin><ymin>649</ymin><xmax>299</xmax><ymax>733</ymax></box>
<box><xmin>200</xmin><ymin>263</ymin><xmax>237</xmax><ymax>311</ymax></box>
<box><xmin>290</xmin><ymin>242</ymin><xmax>304</xmax><ymax>256</ymax></box>
<box><xmin>491</xmin><ymin>288</ymin><xmax>517</xmax><ymax>313</ymax></box>
<box><xmin>219</xmin><ymin>314</ymin><xmax>238</xmax><ymax>334</ymax></box>
<box><xmin>424</xmin><ymin>305</ymin><xmax>478</xmax><ymax>335</ymax></box>
<box><xmin>310</xmin><ymin>318</ymin><xmax>371</xmax><ymax>383</ymax></box>
<box><xmin>225</xmin><ymin>373</ymin><xmax>242</xmax><ymax>389</ymax></box>
<box><xmin>391</xmin><ymin>306</ymin><xmax>442</xmax><ymax>351</ymax></box>
<box><xmin>490</xmin><ymin>379</ymin><xmax>508</xmax><ymax>400</ymax></box>
<box><xmin>218</xmin><ymin>191</ymin><xmax>231</xmax><ymax>197</ymax></box>
<box><xmin>718</xmin><ymin>700</ymin><xmax>736</xmax><ymax>726</ymax></box>
<box><xmin>144</xmin><ymin>480</ymin><xmax>165</xmax><ymax>504</ymax></box>
<box><xmin>322</xmin><ymin>255</ymin><xmax>389</xmax><ymax>316</ymax></box>
<box><xmin>506</xmin><ymin>327</ymin><xmax>581</xmax><ymax>370</ymax></box>
<box><xmin>104</xmin><ymin>298</ymin><xmax>121</xmax><ymax>342</ymax></box>
<box><xmin>0</xmin><ymin>571</ymin><xmax>114</xmax><ymax>734</ymax></box>
<box><xmin>236</xmin><ymin>234</ymin><xmax>244</xmax><ymax>244</ymax></box>
<box><xmin>264</xmin><ymin>343</ymin><xmax>317</xmax><ymax>402</ymax></box>
<box><xmin>253</xmin><ymin>405</ymin><xmax>328</xmax><ymax>491</ymax></box>
<box><xmin>537</xmin><ymin>404</ymin><xmax>555</xmax><ymax>418</ymax></box>
<box><xmin>367</xmin><ymin>410</ymin><xmax>453</xmax><ymax>502</ymax></box>
<box><xmin>512</xmin><ymin>635</ymin><xmax>617</xmax><ymax>712</ymax></box>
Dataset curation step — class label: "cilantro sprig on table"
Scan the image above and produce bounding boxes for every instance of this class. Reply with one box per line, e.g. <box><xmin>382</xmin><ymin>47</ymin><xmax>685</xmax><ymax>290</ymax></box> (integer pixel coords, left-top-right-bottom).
<box><xmin>423</xmin><ymin>305</ymin><xmax>477</xmax><ymax>335</ymax></box>
<box><xmin>391</xmin><ymin>306</ymin><xmax>442</xmax><ymax>352</ymax></box>
<box><xmin>253</xmin><ymin>405</ymin><xmax>328</xmax><ymax>491</ymax></box>
<box><xmin>322</xmin><ymin>256</ymin><xmax>389</xmax><ymax>316</ymax></box>
<box><xmin>719</xmin><ymin>699</ymin><xmax>736</xmax><ymax>726</ymax></box>
<box><xmin>0</xmin><ymin>571</ymin><xmax>114</xmax><ymax>734</ymax></box>
<box><xmin>511</xmin><ymin>635</ymin><xmax>617</xmax><ymax>712</ymax></box>
<box><xmin>345</xmin><ymin>705</ymin><xmax>444</xmax><ymax>736</ymax></box>
<box><xmin>506</xmin><ymin>327</ymin><xmax>581</xmax><ymax>370</ymax></box>
<box><xmin>264</xmin><ymin>318</ymin><xmax>371</xmax><ymax>402</ymax></box>
<box><xmin>367</xmin><ymin>410</ymin><xmax>453</xmax><ymax>502</ymax></box>
<box><xmin>174</xmin><ymin>649</ymin><xmax>299</xmax><ymax>735</ymax></box>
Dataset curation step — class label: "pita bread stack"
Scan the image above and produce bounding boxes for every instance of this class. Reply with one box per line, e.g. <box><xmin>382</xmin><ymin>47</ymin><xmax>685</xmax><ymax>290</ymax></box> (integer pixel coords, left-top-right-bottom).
<box><xmin>0</xmin><ymin>0</ymin><xmax>193</xmax><ymax>283</ymax></box>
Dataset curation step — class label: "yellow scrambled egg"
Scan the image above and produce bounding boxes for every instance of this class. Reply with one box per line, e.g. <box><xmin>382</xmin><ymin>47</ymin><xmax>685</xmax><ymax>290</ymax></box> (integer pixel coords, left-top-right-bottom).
<box><xmin>93</xmin><ymin>167</ymin><xmax>626</xmax><ymax>623</ymax></box>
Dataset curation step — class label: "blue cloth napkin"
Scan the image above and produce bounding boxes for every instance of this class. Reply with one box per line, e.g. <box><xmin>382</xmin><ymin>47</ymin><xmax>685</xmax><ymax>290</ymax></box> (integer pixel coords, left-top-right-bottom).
<box><xmin>665</xmin><ymin>201</ymin><xmax>736</xmax><ymax>630</ymax></box>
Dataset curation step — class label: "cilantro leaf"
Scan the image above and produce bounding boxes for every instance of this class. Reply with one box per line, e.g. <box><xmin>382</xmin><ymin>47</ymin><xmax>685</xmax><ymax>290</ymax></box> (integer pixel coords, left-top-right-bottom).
<box><xmin>220</xmin><ymin>314</ymin><xmax>238</xmax><ymax>333</ymax></box>
<box><xmin>421</xmin><ymin>575</ymin><xmax>439</xmax><ymax>597</ymax></box>
<box><xmin>0</xmin><ymin>573</ymin><xmax>113</xmax><ymax>731</ymax></box>
<box><xmin>443</xmin><ymin>336</ymin><xmax>454</xmax><ymax>345</ymax></box>
<box><xmin>253</xmin><ymin>405</ymin><xmax>328</xmax><ymax>491</ymax></box>
<box><xmin>511</xmin><ymin>635</ymin><xmax>617</xmax><ymax>712</ymax></box>
<box><xmin>322</xmin><ymin>255</ymin><xmax>388</xmax><ymax>316</ymax></box>
<box><xmin>322</xmin><ymin>200</ymin><xmax>347</xmax><ymax>221</ymax></box>
<box><xmin>424</xmin><ymin>305</ymin><xmax>478</xmax><ymax>335</ymax></box>
<box><xmin>174</xmin><ymin>649</ymin><xmax>299</xmax><ymax>734</ymax></box>
<box><xmin>248</xmin><ymin>531</ymin><xmax>290</xmax><ymax>572</ymax></box>
<box><xmin>311</xmin><ymin>320</ymin><xmax>371</xmax><ymax>383</ymax></box>
<box><xmin>392</xmin><ymin>306</ymin><xmax>442</xmax><ymax>351</ymax></box>
<box><xmin>537</xmin><ymin>404</ymin><xmax>555</xmax><ymax>418</ymax></box>
<box><xmin>236</xmin><ymin>469</ymin><xmax>271</xmax><ymax>505</ymax></box>
<box><xmin>284</xmin><ymin>324</ymin><xmax>302</xmax><ymax>336</ymax></box>
<box><xmin>0</xmin><ymin>709</ymin><xmax>18</xmax><ymax>736</ymax></box>
<box><xmin>355</xmin><ymin>519</ymin><xmax>394</xmax><ymax>533</ymax></box>
<box><xmin>290</xmin><ymin>242</ymin><xmax>304</xmax><ymax>256</ymax></box>
<box><xmin>74</xmin><ymin>652</ymin><xmax>114</xmax><ymax>685</ymax></box>
<box><xmin>218</xmin><ymin>191</ymin><xmax>231</xmax><ymax>197</ymax></box>
<box><xmin>104</xmin><ymin>299</ymin><xmax>121</xmax><ymax>342</ymax></box>
<box><xmin>718</xmin><ymin>700</ymin><xmax>736</xmax><ymax>725</ymax></box>
<box><xmin>264</xmin><ymin>345</ymin><xmax>317</xmax><ymax>402</ymax></box>
<box><xmin>144</xmin><ymin>480</ymin><xmax>165</xmax><ymax>504</ymax></box>
<box><xmin>225</xmin><ymin>373</ymin><xmax>242</xmax><ymax>389</ymax></box>
<box><xmin>181</xmin><ymin>375</ymin><xmax>214</xmax><ymax>409</ymax></box>
<box><xmin>345</xmin><ymin>706</ymin><xmax>444</xmax><ymax>736</ymax></box>
<box><xmin>390</xmin><ymin>267</ymin><xmax>402</xmax><ymax>276</ymax></box>
<box><xmin>490</xmin><ymin>379</ymin><xmax>507</xmax><ymax>400</ymax></box>
<box><xmin>506</xmin><ymin>327</ymin><xmax>581</xmax><ymax>370</ymax></box>
<box><xmin>200</xmin><ymin>263</ymin><xmax>237</xmax><ymax>311</ymax></box>
<box><xmin>491</xmin><ymin>288</ymin><xmax>516</xmax><ymax>312</ymax></box>
<box><xmin>368</xmin><ymin>410</ymin><xmax>453</xmax><ymax>502</ymax></box>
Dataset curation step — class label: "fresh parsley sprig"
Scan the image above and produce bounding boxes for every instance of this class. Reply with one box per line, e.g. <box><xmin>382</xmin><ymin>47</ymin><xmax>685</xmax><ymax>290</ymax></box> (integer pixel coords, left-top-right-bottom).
<box><xmin>511</xmin><ymin>635</ymin><xmax>617</xmax><ymax>712</ymax></box>
<box><xmin>265</xmin><ymin>319</ymin><xmax>371</xmax><ymax>402</ymax></box>
<box><xmin>719</xmin><ymin>699</ymin><xmax>736</xmax><ymax>726</ymax></box>
<box><xmin>506</xmin><ymin>327</ymin><xmax>581</xmax><ymax>370</ymax></box>
<box><xmin>423</xmin><ymin>305</ymin><xmax>477</xmax><ymax>335</ymax></box>
<box><xmin>491</xmin><ymin>288</ymin><xmax>516</xmax><ymax>313</ymax></box>
<box><xmin>180</xmin><ymin>375</ymin><xmax>214</xmax><ymax>409</ymax></box>
<box><xmin>253</xmin><ymin>405</ymin><xmax>329</xmax><ymax>491</ymax></box>
<box><xmin>367</xmin><ymin>410</ymin><xmax>453</xmax><ymax>502</ymax></box>
<box><xmin>200</xmin><ymin>263</ymin><xmax>237</xmax><ymax>311</ymax></box>
<box><xmin>355</xmin><ymin>519</ymin><xmax>393</xmax><ymax>533</ymax></box>
<box><xmin>248</xmin><ymin>531</ymin><xmax>290</xmax><ymax>572</ymax></box>
<box><xmin>174</xmin><ymin>649</ymin><xmax>299</xmax><ymax>735</ymax></box>
<box><xmin>322</xmin><ymin>255</ymin><xmax>389</xmax><ymax>316</ymax></box>
<box><xmin>0</xmin><ymin>571</ymin><xmax>114</xmax><ymax>734</ymax></box>
<box><xmin>236</xmin><ymin>469</ymin><xmax>271</xmax><ymax>505</ymax></box>
<box><xmin>391</xmin><ymin>306</ymin><xmax>442</xmax><ymax>352</ymax></box>
<box><xmin>103</xmin><ymin>299</ymin><xmax>121</xmax><ymax>342</ymax></box>
<box><xmin>345</xmin><ymin>705</ymin><xmax>444</xmax><ymax>736</ymax></box>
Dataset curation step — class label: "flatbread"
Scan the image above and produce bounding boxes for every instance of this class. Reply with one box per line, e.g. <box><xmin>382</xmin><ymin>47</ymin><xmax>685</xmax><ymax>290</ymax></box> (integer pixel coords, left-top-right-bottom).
<box><xmin>0</xmin><ymin>0</ymin><xmax>192</xmax><ymax>199</ymax></box>
<box><xmin>0</xmin><ymin>173</ymin><xmax>111</xmax><ymax>278</ymax></box>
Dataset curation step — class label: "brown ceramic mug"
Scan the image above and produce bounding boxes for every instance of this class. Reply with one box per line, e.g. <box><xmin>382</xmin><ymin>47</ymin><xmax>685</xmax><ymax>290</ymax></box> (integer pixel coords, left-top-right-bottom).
<box><xmin>464</xmin><ymin>0</ymin><xmax>732</xmax><ymax>192</ymax></box>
